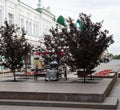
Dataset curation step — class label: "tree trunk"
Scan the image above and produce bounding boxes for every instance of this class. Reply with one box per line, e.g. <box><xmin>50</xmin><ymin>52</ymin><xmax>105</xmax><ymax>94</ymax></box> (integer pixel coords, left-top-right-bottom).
<box><xmin>24</xmin><ymin>54</ymin><xmax>29</xmax><ymax>78</ymax></box>
<box><xmin>77</xmin><ymin>70</ymin><xmax>94</xmax><ymax>83</ymax></box>
<box><xmin>13</xmin><ymin>69</ymin><xmax>16</xmax><ymax>81</ymax></box>
<box><xmin>25</xmin><ymin>64</ymin><xmax>28</xmax><ymax>79</ymax></box>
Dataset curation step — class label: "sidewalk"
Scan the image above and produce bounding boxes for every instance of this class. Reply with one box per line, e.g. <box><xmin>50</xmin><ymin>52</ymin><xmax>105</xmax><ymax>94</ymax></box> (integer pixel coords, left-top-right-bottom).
<box><xmin>0</xmin><ymin>105</ymin><xmax>106</xmax><ymax>110</ymax></box>
<box><xmin>0</xmin><ymin>60</ymin><xmax>120</xmax><ymax>109</ymax></box>
<box><xmin>0</xmin><ymin>73</ymin><xmax>118</xmax><ymax>110</ymax></box>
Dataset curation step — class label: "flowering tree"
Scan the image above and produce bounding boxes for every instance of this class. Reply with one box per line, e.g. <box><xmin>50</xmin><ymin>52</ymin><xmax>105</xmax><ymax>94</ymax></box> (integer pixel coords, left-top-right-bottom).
<box><xmin>44</xmin><ymin>24</ymin><xmax>71</xmax><ymax>65</ymax></box>
<box><xmin>66</xmin><ymin>13</ymin><xmax>114</xmax><ymax>71</ymax></box>
<box><xmin>0</xmin><ymin>21</ymin><xmax>32</xmax><ymax>81</ymax></box>
<box><xmin>43</xmin><ymin>13</ymin><xmax>114</xmax><ymax>82</ymax></box>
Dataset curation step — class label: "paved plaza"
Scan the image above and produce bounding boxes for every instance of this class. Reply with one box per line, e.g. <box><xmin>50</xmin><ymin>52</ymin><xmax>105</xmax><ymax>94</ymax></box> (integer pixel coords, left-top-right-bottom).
<box><xmin>0</xmin><ymin>60</ymin><xmax>120</xmax><ymax>110</ymax></box>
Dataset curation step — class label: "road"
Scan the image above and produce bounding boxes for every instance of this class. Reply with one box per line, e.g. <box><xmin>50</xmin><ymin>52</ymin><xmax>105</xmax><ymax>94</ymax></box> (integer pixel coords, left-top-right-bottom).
<box><xmin>94</xmin><ymin>59</ymin><xmax>120</xmax><ymax>73</ymax></box>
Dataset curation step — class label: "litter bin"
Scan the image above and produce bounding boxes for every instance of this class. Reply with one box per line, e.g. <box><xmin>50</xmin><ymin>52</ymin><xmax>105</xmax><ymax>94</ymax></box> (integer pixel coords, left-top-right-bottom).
<box><xmin>45</xmin><ymin>60</ymin><xmax>58</xmax><ymax>81</ymax></box>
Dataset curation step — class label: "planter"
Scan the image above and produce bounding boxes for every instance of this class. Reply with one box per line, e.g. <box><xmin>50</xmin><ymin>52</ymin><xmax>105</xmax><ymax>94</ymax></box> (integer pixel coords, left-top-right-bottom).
<box><xmin>77</xmin><ymin>70</ymin><xmax>95</xmax><ymax>83</ymax></box>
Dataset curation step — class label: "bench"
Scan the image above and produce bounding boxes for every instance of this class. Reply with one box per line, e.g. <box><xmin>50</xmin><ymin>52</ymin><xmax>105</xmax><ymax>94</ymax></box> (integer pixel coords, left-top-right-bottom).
<box><xmin>31</xmin><ymin>68</ymin><xmax>46</xmax><ymax>80</ymax></box>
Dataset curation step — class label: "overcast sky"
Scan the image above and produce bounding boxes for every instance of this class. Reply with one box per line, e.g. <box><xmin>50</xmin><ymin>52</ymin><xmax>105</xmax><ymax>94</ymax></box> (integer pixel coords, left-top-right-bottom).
<box><xmin>21</xmin><ymin>0</ymin><xmax>120</xmax><ymax>55</ymax></box>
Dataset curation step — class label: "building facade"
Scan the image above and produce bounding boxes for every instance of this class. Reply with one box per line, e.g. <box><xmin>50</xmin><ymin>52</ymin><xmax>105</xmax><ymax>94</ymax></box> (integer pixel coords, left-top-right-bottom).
<box><xmin>0</xmin><ymin>0</ymin><xmax>56</xmax><ymax>47</ymax></box>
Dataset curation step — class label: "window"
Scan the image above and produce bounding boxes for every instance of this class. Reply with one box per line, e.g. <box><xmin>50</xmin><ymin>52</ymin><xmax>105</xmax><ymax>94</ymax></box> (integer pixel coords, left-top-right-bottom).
<box><xmin>36</xmin><ymin>24</ymin><xmax>38</xmax><ymax>36</ymax></box>
<box><xmin>29</xmin><ymin>22</ymin><xmax>32</xmax><ymax>35</ymax></box>
<box><xmin>33</xmin><ymin>23</ymin><xmax>35</xmax><ymax>35</ymax></box>
<box><xmin>8</xmin><ymin>13</ymin><xmax>14</xmax><ymax>25</ymax></box>
<box><xmin>0</xmin><ymin>0</ymin><xmax>2</xmax><ymax>4</ymax></box>
<box><xmin>0</xmin><ymin>10</ymin><xmax>2</xmax><ymax>26</ymax></box>
<box><xmin>21</xmin><ymin>18</ymin><xmax>24</xmax><ymax>28</ymax></box>
<box><xmin>18</xmin><ymin>15</ymin><xmax>20</xmax><ymax>26</ymax></box>
<box><xmin>26</xmin><ymin>20</ymin><xmax>28</xmax><ymax>33</ymax></box>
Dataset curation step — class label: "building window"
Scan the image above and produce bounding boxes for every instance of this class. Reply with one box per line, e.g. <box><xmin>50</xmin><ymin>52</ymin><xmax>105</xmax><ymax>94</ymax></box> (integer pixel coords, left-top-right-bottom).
<box><xmin>29</xmin><ymin>21</ymin><xmax>32</xmax><ymax>35</ymax></box>
<box><xmin>0</xmin><ymin>0</ymin><xmax>2</xmax><ymax>4</ymax></box>
<box><xmin>33</xmin><ymin>23</ymin><xmax>35</xmax><ymax>36</ymax></box>
<box><xmin>8</xmin><ymin>13</ymin><xmax>14</xmax><ymax>25</ymax></box>
<box><xmin>36</xmin><ymin>24</ymin><xmax>38</xmax><ymax>36</ymax></box>
<box><xmin>0</xmin><ymin>10</ymin><xmax>2</xmax><ymax>26</ymax></box>
<box><xmin>21</xmin><ymin>18</ymin><xmax>24</xmax><ymax>28</ymax></box>
<box><xmin>18</xmin><ymin>14</ymin><xmax>20</xmax><ymax>27</ymax></box>
<box><xmin>26</xmin><ymin>20</ymin><xmax>28</xmax><ymax>33</ymax></box>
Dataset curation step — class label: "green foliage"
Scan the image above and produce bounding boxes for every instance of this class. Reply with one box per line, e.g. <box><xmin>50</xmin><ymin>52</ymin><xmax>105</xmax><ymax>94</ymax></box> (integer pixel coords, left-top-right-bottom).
<box><xmin>0</xmin><ymin>21</ymin><xmax>32</xmax><ymax>70</ymax></box>
<box><xmin>44</xmin><ymin>13</ymin><xmax>114</xmax><ymax>72</ymax></box>
<box><xmin>67</xmin><ymin>13</ymin><xmax>114</xmax><ymax>71</ymax></box>
<box><xmin>113</xmin><ymin>55</ymin><xmax>120</xmax><ymax>59</ymax></box>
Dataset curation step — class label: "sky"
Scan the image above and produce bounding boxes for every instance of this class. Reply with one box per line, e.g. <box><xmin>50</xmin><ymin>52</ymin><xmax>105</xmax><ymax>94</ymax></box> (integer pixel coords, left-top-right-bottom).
<box><xmin>21</xmin><ymin>0</ymin><xmax>120</xmax><ymax>55</ymax></box>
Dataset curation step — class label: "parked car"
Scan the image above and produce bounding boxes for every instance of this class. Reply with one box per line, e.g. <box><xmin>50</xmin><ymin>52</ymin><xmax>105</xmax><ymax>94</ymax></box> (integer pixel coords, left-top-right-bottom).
<box><xmin>99</xmin><ymin>57</ymin><xmax>110</xmax><ymax>63</ymax></box>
